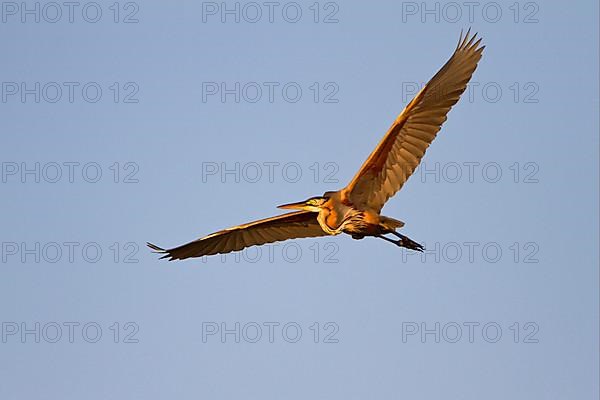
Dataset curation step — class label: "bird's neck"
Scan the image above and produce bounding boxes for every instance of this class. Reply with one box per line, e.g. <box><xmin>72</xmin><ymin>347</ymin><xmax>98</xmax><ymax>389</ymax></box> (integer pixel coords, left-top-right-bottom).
<box><xmin>317</xmin><ymin>206</ymin><xmax>349</xmax><ymax>235</ymax></box>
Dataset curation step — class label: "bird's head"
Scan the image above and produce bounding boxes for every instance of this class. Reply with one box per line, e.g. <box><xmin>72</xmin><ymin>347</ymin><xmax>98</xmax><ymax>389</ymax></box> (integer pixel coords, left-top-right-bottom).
<box><xmin>277</xmin><ymin>196</ymin><xmax>328</xmax><ymax>212</ymax></box>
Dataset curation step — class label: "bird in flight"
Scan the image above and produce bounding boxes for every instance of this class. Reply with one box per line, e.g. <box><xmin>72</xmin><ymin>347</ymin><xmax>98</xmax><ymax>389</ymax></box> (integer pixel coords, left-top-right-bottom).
<box><xmin>148</xmin><ymin>30</ymin><xmax>484</xmax><ymax>261</ymax></box>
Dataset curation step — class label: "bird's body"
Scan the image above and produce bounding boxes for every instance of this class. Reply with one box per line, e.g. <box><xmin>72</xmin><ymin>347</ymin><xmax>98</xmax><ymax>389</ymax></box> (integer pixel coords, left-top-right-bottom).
<box><xmin>310</xmin><ymin>191</ymin><xmax>402</xmax><ymax>237</ymax></box>
<box><xmin>148</xmin><ymin>30</ymin><xmax>485</xmax><ymax>261</ymax></box>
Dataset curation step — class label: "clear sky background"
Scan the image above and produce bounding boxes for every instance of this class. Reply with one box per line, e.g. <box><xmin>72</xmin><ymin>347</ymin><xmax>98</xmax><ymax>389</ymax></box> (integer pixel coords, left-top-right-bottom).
<box><xmin>1</xmin><ymin>1</ymin><xmax>598</xmax><ymax>399</ymax></box>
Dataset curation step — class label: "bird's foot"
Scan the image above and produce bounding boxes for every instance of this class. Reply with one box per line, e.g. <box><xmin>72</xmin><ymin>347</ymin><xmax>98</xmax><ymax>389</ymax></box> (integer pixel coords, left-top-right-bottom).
<box><xmin>398</xmin><ymin>235</ymin><xmax>425</xmax><ymax>252</ymax></box>
<box><xmin>388</xmin><ymin>232</ymin><xmax>425</xmax><ymax>252</ymax></box>
<box><xmin>376</xmin><ymin>233</ymin><xmax>425</xmax><ymax>252</ymax></box>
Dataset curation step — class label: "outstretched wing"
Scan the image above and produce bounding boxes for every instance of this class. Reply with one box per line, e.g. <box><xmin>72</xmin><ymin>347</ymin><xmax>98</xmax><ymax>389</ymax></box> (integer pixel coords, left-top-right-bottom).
<box><xmin>147</xmin><ymin>211</ymin><xmax>327</xmax><ymax>260</ymax></box>
<box><xmin>342</xmin><ymin>30</ymin><xmax>484</xmax><ymax>212</ymax></box>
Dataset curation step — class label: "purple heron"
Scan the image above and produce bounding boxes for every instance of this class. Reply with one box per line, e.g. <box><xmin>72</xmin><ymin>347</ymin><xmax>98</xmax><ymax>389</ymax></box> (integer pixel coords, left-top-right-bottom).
<box><xmin>148</xmin><ymin>30</ymin><xmax>484</xmax><ymax>261</ymax></box>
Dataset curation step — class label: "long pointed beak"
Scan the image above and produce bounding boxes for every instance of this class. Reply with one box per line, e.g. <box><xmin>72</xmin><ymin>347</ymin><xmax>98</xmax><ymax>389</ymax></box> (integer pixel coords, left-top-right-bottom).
<box><xmin>277</xmin><ymin>201</ymin><xmax>307</xmax><ymax>210</ymax></box>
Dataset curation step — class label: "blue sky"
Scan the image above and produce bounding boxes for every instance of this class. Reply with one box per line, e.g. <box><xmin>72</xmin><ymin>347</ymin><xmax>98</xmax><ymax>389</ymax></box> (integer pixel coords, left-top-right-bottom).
<box><xmin>1</xmin><ymin>1</ymin><xmax>598</xmax><ymax>399</ymax></box>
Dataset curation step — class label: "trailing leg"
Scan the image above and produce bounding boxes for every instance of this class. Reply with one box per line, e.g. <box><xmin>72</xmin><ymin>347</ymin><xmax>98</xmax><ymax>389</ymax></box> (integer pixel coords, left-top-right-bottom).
<box><xmin>378</xmin><ymin>232</ymin><xmax>425</xmax><ymax>252</ymax></box>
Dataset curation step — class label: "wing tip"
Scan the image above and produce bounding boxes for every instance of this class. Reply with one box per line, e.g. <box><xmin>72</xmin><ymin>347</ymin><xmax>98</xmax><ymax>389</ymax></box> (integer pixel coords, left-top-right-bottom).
<box><xmin>457</xmin><ymin>27</ymin><xmax>484</xmax><ymax>53</ymax></box>
<box><xmin>146</xmin><ymin>242</ymin><xmax>176</xmax><ymax>261</ymax></box>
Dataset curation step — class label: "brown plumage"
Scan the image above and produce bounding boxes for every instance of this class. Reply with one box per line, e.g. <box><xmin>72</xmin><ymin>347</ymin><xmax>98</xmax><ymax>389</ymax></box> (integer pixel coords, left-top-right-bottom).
<box><xmin>149</xmin><ymin>30</ymin><xmax>484</xmax><ymax>261</ymax></box>
<box><xmin>343</xmin><ymin>30</ymin><xmax>485</xmax><ymax>211</ymax></box>
<box><xmin>148</xmin><ymin>211</ymin><xmax>327</xmax><ymax>260</ymax></box>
